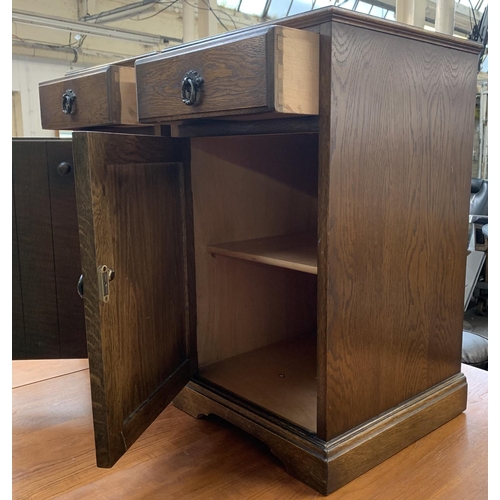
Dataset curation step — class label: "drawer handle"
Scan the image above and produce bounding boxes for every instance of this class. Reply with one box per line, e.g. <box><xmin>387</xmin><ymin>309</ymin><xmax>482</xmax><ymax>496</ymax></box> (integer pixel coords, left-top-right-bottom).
<box><xmin>181</xmin><ymin>71</ymin><xmax>203</xmax><ymax>106</ymax></box>
<box><xmin>62</xmin><ymin>89</ymin><xmax>76</xmax><ymax>114</ymax></box>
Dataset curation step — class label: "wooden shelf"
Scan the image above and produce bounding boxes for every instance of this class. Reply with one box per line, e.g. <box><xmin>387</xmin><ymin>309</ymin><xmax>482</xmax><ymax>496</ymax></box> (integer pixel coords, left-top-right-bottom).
<box><xmin>199</xmin><ymin>334</ymin><xmax>317</xmax><ymax>432</ymax></box>
<box><xmin>207</xmin><ymin>232</ymin><xmax>317</xmax><ymax>274</ymax></box>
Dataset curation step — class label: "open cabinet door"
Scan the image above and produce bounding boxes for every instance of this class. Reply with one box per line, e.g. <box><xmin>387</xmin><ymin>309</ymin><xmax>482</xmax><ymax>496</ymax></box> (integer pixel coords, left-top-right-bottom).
<box><xmin>73</xmin><ymin>132</ymin><xmax>196</xmax><ymax>467</ymax></box>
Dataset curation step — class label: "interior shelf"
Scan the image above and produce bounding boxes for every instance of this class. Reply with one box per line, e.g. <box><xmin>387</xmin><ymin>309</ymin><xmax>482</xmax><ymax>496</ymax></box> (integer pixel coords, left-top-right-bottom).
<box><xmin>207</xmin><ymin>232</ymin><xmax>317</xmax><ymax>274</ymax></box>
<box><xmin>198</xmin><ymin>334</ymin><xmax>317</xmax><ymax>432</ymax></box>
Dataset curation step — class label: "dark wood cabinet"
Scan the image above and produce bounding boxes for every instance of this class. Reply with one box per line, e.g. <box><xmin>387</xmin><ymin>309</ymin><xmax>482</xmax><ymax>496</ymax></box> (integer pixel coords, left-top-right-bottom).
<box><xmin>12</xmin><ymin>139</ymin><xmax>87</xmax><ymax>359</ymax></box>
<box><xmin>38</xmin><ymin>7</ymin><xmax>481</xmax><ymax>495</ymax></box>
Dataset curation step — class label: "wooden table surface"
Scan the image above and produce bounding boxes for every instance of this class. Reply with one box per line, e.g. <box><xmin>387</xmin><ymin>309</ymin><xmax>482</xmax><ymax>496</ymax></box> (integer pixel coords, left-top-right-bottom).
<box><xmin>12</xmin><ymin>361</ymin><xmax>487</xmax><ymax>499</ymax></box>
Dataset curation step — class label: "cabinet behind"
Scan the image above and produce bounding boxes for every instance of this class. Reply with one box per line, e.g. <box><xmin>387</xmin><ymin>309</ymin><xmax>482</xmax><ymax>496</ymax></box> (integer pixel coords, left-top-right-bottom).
<box><xmin>12</xmin><ymin>138</ymin><xmax>87</xmax><ymax>359</ymax></box>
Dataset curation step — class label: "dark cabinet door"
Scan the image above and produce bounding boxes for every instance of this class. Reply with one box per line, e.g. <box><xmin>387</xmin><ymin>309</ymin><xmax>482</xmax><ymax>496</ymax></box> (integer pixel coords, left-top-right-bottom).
<box><xmin>73</xmin><ymin>132</ymin><xmax>196</xmax><ymax>467</ymax></box>
<box><xmin>12</xmin><ymin>139</ymin><xmax>86</xmax><ymax>359</ymax></box>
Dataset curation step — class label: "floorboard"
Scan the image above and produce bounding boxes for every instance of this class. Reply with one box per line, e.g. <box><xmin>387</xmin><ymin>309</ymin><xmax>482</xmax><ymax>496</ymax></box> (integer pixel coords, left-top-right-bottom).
<box><xmin>12</xmin><ymin>359</ymin><xmax>89</xmax><ymax>389</ymax></box>
<box><xmin>12</xmin><ymin>362</ymin><xmax>487</xmax><ymax>499</ymax></box>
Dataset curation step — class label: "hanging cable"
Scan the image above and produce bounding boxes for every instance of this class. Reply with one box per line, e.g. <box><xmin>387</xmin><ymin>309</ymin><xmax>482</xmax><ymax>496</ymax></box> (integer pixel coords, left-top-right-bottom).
<box><xmin>183</xmin><ymin>0</ymin><xmax>238</xmax><ymax>31</ymax></box>
<box><xmin>130</xmin><ymin>0</ymin><xmax>181</xmax><ymax>21</ymax></box>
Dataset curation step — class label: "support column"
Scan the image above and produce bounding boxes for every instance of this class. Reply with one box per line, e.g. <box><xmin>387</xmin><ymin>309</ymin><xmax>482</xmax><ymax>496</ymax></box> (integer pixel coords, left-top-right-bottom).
<box><xmin>198</xmin><ymin>0</ymin><xmax>219</xmax><ymax>39</ymax></box>
<box><xmin>435</xmin><ymin>0</ymin><xmax>456</xmax><ymax>35</ymax></box>
<box><xmin>183</xmin><ymin>0</ymin><xmax>196</xmax><ymax>43</ymax></box>
<box><xmin>396</xmin><ymin>0</ymin><xmax>426</xmax><ymax>28</ymax></box>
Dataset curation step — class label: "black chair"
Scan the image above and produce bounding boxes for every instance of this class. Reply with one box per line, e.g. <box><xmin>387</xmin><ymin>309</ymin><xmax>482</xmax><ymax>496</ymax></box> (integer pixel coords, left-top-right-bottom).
<box><xmin>462</xmin><ymin>178</ymin><xmax>488</xmax><ymax>370</ymax></box>
<box><xmin>470</xmin><ymin>178</ymin><xmax>488</xmax><ymax>216</ymax></box>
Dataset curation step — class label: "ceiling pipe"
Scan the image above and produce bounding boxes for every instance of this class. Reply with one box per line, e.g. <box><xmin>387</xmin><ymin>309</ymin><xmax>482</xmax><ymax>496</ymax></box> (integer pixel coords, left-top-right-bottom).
<box><xmin>12</xmin><ymin>40</ymin><xmax>128</xmax><ymax>65</ymax></box>
<box><xmin>12</xmin><ymin>9</ymin><xmax>181</xmax><ymax>45</ymax></box>
<box><xmin>80</xmin><ymin>0</ymin><xmax>158</xmax><ymax>23</ymax></box>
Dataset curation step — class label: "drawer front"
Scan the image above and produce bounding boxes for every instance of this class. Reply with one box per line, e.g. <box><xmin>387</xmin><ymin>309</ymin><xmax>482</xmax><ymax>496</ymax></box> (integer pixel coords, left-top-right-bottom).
<box><xmin>136</xmin><ymin>26</ymin><xmax>319</xmax><ymax>123</ymax></box>
<box><xmin>39</xmin><ymin>66</ymin><xmax>138</xmax><ymax>130</ymax></box>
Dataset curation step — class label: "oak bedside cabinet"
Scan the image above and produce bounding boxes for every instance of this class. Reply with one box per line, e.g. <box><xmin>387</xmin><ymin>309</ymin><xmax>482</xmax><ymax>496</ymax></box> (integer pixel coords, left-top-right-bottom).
<box><xmin>38</xmin><ymin>7</ymin><xmax>481</xmax><ymax>495</ymax></box>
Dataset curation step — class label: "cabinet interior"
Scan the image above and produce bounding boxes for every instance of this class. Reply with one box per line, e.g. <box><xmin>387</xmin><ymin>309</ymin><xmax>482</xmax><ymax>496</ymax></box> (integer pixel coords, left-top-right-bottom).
<box><xmin>191</xmin><ymin>134</ymin><xmax>319</xmax><ymax>433</ymax></box>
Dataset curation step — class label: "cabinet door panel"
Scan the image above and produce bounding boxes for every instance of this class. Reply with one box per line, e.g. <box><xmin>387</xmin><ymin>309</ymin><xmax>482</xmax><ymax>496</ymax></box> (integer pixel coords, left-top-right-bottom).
<box><xmin>73</xmin><ymin>132</ymin><xmax>194</xmax><ymax>467</ymax></box>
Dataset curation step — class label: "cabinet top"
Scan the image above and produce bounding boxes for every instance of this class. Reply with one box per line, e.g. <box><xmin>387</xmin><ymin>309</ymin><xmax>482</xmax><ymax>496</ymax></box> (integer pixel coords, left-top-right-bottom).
<box><xmin>157</xmin><ymin>5</ymin><xmax>481</xmax><ymax>55</ymax></box>
<box><xmin>63</xmin><ymin>5</ymin><xmax>480</xmax><ymax>79</ymax></box>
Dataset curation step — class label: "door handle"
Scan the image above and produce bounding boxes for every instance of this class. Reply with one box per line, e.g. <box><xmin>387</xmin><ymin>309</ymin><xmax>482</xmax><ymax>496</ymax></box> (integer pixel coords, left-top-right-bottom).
<box><xmin>77</xmin><ymin>274</ymin><xmax>84</xmax><ymax>298</ymax></box>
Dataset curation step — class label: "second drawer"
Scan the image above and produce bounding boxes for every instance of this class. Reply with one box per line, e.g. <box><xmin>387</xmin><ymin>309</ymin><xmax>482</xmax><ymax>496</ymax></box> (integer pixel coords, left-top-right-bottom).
<box><xmin>136</xmin><ymin>25</ymin><xmax>319</xmax><ymax>123</ymax></box>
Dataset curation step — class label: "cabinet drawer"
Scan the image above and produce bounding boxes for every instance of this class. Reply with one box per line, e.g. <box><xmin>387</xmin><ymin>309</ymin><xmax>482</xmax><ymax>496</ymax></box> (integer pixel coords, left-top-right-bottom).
<box><xmin>136</xmin><ymin>26</ymin><xmax>319</xmax><ymax>123</ymax></box>
<box><xmin>39</xmin><ymin>65</ymin><xmax>138</xmax><ymax>130</ymax></box>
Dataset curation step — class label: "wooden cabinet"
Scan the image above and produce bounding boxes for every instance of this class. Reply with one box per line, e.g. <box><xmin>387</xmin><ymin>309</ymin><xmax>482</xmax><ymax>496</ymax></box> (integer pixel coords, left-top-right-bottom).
<box><xmin>39</xmin><ymin>7</ymin><xmax>481</xmax><ymax>495</ymax></box>
<box><xmin>12</xmin><ymin>139</ymin><xmax>86</xmax><ymax>359</ymax></box>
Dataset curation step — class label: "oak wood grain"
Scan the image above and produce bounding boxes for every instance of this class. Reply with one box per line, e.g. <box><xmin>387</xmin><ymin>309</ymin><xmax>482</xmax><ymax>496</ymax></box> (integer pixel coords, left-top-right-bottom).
<box><xmin>137</xmin><ymin>27</ymin><xmax>270</xmax><ymax>123</ymax></box>
<box><xmin>12</xmin><ymin>362</ymin><xmax>486</xmax><ymax>499</ymax></box>
<box><xmin>46</xmin><ymin>141</ymin><xmax>87</xmax><ymax>358</ymax></box>
<box><xmin>316</xmin><ymin>21</ymin><xmax>479</xmax><ymax>441</ymax></box>
<box><xmin>207</xmin><ymin>232</ymin><xmax>317</xmax><ymax>274</ymax></box>
<box><xmin>73</xmin><ymin>132</ymin><xmax>192</xmax><ymax>467</ymax></box>
<box><xmin>12</xmin><ymin>140</ymin><xmax>59</xmax><ymax>359</ymax></box>
<box><xmin>40</xmin><ymin>67</ymin><xmax>110</xmax><ymax>130</ymax></box>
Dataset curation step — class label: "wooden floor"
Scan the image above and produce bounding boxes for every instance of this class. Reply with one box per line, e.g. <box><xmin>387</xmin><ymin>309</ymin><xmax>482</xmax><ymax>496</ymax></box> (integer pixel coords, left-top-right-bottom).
<box><xmin>13</xmin><ymin>361</ymin><xmax>487</xmax><ymax>499</ymax></box>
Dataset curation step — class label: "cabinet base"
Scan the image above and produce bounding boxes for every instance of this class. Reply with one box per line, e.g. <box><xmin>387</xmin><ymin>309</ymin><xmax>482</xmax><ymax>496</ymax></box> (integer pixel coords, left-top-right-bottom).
<box><xmin>173</xmin><ymin>373</ymin><xmax>467</xmax><ymax>495</ymax></box>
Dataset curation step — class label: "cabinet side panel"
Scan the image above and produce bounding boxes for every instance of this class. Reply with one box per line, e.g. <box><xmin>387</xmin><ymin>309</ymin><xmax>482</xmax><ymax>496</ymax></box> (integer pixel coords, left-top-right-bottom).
<box><xmin>317</xmin><ymin>22</ymin><xmax>477</xmax><ymax>439</ymax></box>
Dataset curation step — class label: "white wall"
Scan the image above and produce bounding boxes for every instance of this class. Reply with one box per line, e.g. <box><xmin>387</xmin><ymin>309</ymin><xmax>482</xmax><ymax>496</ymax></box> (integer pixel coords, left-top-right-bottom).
<box><xmin>12</xmin><ymin>56</ymin><xmax>90</xmax><ymax>137</ymax></box>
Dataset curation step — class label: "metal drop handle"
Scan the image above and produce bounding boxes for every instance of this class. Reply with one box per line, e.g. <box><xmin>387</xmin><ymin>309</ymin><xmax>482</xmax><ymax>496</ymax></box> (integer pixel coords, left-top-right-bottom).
<box><xmin>62</xmin><ymin>89</ymin><xmax>76</xmax><ymax>114</ymax></box>
<box><xmin>181</xmin><ymin>70</ymin><xmax>203</xmax><ymax>106</ymax></box>
<box><xmin>77</xmin><ymin>269</ymin><xmax>114</xmax><ymax>300</ymax></box>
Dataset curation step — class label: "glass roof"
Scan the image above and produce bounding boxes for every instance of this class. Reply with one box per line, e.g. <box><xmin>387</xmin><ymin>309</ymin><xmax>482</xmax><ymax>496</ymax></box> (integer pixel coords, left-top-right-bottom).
<box><xmin>217</xmin><ymin>0</ymin><xmax>486</xmax><ymax>23</ymax></box>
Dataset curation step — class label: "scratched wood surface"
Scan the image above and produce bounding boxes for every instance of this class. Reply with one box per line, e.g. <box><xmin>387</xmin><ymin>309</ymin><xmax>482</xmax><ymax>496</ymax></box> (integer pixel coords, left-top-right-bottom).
<box><xmin>12</xmin><ymin>362</ymin><xmax>487</xmax><ymax>500</ymax></box>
